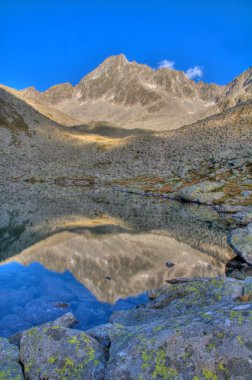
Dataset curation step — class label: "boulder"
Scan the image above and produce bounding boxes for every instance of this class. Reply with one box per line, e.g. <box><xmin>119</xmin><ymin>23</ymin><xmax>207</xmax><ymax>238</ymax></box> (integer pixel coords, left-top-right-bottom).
<box><xmin>176</xmin><ymin>181</ymin><xmax>224</xmax><ymax>204</ymax></box>
<box><xmin>0</xmin><ymin>337</ymin><xmax>24</xmax><ymax>379</ymax></box>
<box><xmin>5</xmin><ymin>279</ymin><xmax>252</xmax><ymax>379</ymax></box>
<box><xmin>229</xmin><ymin>224</ymin><xmax>252</xmax><ymax>265</ymax></box>
<box><xmin>9</xmin><ymin>312</ymin><xmax>78</xmax><ymax>347</ymax></box>
<box><xmin>105</xmin><ymin>278</ymin><xmax>252</xmax><ymax>379</ymax></box>
<box><xmin>234</xmin><ymin>207</ymin><xmax>252</xmax><ymax>225</ymax></box>
<box><xmin>20</xmin><ymin>324</ymin><xmax>106</xmax><ymax>379</ymax></box>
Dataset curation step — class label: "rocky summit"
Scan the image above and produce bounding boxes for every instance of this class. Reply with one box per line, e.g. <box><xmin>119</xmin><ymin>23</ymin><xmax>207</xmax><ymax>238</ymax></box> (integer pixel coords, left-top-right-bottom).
<box><xmin>1</xmin><ymin>277</ymin><xmax>252</xmax><ymax>379</ymax></box>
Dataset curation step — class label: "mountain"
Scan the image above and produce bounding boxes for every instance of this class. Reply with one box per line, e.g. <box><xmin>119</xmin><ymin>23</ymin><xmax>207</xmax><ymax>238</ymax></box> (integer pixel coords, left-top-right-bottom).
<box><xmin>217</xmin><ymin>66</ymin><xmax>252</xmax><ymax>110</ymax></box>
<box><xmin>0</xmin><ymin>76</ymin><xmax>251</xmax><ymax>270</ymax></box>
<box><xmin>1</xmin><ymin>84</ymin><xmax>81</xmax><ymax>127</ymax></box>
<box><xmin>0</xmin><ymin>79</ymin><xmax>251</xmax><ymax>198</ymax></box>
<box><xmin>19</xmin><ymin>55</ymin><xmax>251</xmax><ymax>131</ymax></box>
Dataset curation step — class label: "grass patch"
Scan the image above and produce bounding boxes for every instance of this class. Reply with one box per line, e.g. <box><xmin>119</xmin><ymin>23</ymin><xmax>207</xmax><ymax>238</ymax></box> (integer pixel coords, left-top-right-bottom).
<box><xmin>0</xmin><ymin>113</ymin><xmax>31</xmax><ymax>144</ymax></box>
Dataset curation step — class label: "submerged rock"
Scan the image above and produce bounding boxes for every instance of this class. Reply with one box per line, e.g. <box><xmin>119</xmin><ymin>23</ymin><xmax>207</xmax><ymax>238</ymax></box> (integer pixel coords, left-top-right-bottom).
<box><xmin>229</xmin><ymin>224</ymin><xmax>252</xmax><ymax>265</ymax></box>
<box><xmin>0</xmin><ymin>337</ymin><xmax>24</xmax><ymax>379</ymax></box>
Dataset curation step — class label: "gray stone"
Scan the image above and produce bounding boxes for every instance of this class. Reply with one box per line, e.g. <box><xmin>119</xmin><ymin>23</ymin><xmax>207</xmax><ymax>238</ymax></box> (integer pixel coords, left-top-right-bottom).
<box><xmin>235</xmin><ymin>207</ymin><xmax>252</xmax><ymax>225</ymax></box>
<box><xmin>20</xmin><ymin>324</ymin><xmax>106</xmax><ymax>379</ymax></box>
<box><xmin>87</xmin><ymin>323</ymin><xmax>117</xmax><ymax>348</ymax></box>
<box><xmin>0</xmin><ymin>337</ymin><xmax>24</xmax><ymax>379</ymax></box>
<box><xmin>244</xmin><ymin>278</ymin><xmax>252</xmax><ymax>296</ymax></box>
<box><xmin>229</xmin><ymin>224</ymin><xmax>252</xmax><ymax>265</ymax></box>
<box><xmin>214</xmin><ymin>204</ymin><xmax>246</xmax><ymax>213</ymax></box>
<box><xmin>110</xmin><ymin>278</ymin><xmax>243</xmax><ymax>326</ymax></box>
<box><xmin>176</xmin><ymin>181</ymin><xmax>224</xmax><ymax>204</ymax></box>
<box><xmin>106</xmin><ymin>311</ymin><xmax>252</xmax><ymax>380</ymax></box>
<box><xmin>50</xmin><ymin>312</ymin><xmax>79</xmax><ymax>328</ymax></box>
<box><xmin>105</xmin><ymin>278</ymin><xmax>252</xmax><ymax>379</ymax></box>
<box><xmin>7</xmin><ymin>278</ymin><xmax>252</xmax><ymax>379</ymax></box>
<box><xmin>9</xmin><ymin>312</ymin><xmax>78</xmax><ymax>347</ymax></box>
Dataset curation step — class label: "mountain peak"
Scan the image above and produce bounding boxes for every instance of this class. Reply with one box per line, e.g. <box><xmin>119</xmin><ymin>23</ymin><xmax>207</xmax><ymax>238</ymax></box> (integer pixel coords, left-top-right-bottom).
<box><xmin>94</xmin><ymin>54</ymin><xmax>129</xmax><ymax>72</ymax></box>
<box><xmin>104</xmin><ymin>53</ymin><xmax>129</xmax><ymax>65</ymax></box>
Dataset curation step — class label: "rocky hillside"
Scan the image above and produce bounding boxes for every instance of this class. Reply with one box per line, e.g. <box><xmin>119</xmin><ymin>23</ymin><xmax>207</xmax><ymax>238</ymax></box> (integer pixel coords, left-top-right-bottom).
<box><xmin>1</xmin><ymin>82</ymin><xmax>251</xmax><ymax>185</ymax></box>
<box><xmin>1</xmin><ymin>85</ymin><xmax>81</xmax><ymax>127</ymax></box>
<box><xmin>1</xmin><ymin>84</ymin><xmax>251</xmax><ymax>269</ymax></box>
<box><xmin>18</xmin><ymin>55</ymin><xmax>251</xmax><ymax>130</ymax></box>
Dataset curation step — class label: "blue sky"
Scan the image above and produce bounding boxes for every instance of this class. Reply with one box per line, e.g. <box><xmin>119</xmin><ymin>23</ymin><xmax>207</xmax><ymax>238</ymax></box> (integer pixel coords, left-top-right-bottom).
<box><xmin>0</xmin><ymin>0</ymin><xmax>251</xmax><ymax>91</ymax></box>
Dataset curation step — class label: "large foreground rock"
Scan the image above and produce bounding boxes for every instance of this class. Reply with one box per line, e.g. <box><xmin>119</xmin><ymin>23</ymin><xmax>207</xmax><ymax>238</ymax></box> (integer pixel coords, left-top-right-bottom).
<box><xmin>9</xmin><ymin>312</ymin><xmax>78</xmax><ymax>347</ymax></box>
<box><xmin>104</xmin><ymin>278</ymin><xmax>252</xmax><ymax>379</ymax></box>
<box><xmin>229</xmin><ymin>223</ymin><xmax>252</xmax><ymax>265</ymax></box>
<box><xmin>2</xmin><ymin>278</ymin><xmax>252</xmax><ymax>379</ymax></box>
<box><xmin>20</xmin><ymin>324</ymin><xmax>107</xmax><ymax>379</ymax></box>
<box><xmin>0</xmin><ymin>337</ymin><xmax>24</xmax><ymax>379</ymax></box>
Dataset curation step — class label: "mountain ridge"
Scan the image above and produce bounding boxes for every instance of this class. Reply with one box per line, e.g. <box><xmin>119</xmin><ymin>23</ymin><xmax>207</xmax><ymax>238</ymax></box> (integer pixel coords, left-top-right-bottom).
<box><xmin>3</xmin><ymin>55</ymin><xmax>252</xmax><ymax>130</ymax></box>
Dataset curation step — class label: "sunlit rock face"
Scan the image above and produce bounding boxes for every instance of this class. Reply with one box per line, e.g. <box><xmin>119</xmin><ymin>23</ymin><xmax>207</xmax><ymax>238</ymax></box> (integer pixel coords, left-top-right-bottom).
<box><xmin>18</xmin><ymin>56</ymin><xmax>252</xmax><ymax>131</ymax></box>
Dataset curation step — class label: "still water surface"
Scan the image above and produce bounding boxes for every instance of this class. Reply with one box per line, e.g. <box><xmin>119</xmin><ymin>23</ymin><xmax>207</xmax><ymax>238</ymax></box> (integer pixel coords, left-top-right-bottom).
<box><xmin>0</xmin><ymin>184</ymin><xmax>234</xmax><ymax>337</ymax></box>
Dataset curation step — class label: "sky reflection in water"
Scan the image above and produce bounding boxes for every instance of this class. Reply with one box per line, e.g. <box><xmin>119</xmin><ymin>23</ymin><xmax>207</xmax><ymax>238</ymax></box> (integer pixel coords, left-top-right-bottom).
<box><xmin>0</xmin><ymin>262</ymin><xmax>147</xmax><ymax>338</ymax></box>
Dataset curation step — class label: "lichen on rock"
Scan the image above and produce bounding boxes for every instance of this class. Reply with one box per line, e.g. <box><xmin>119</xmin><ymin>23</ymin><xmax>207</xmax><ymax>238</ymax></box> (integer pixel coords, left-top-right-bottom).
<box><xmin>20</xmin><ymin>325</ymin><xmax>107</xmax><ymax>379</ymax></box>
<box><xmin>0</xmin><ymin>337</ymin><xmax>24</xmax><ymax>380</ymax></box>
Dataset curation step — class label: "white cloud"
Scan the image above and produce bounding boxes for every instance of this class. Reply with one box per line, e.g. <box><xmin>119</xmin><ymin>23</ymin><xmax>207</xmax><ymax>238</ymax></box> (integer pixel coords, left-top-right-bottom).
<box><xmin>185</xmin><ymin>66</ymin><xmax>203</xmax><ymax>80</ymax></box>
<box><xmin>157</xmin><ymin>59</ymin><xmax>204</xmax><ymax>80</ymax></box>
<box><xmin>157</xmin><ymin>59</ymin><xmax>175</xmax><ymax>70</ymax></box>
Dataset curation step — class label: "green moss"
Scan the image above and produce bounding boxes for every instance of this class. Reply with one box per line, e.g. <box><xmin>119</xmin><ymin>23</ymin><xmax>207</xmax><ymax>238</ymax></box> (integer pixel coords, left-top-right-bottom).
<box><xmin>26</xmin><ymin>327</ymin><xmax>38</xmax><ymax>337</ymax></box>
<box><xmin>64</xmin><ymin>358</ymin><xmax>74</xmax><ymax>367</ymax></box>
<box><xmin>48</xmin><ymin>357</ymin><xmax>57</xmax><ymax>364</ymax></box>
<box><xmin>81</xmin><ymin>333</ymin><xmax>96</xmax><ymax>364</ymax></box>
<box><xmin>68</xmin><ymin>335</ymin><xmax>78</xmax><ymax>344</ymax></box>
<box><xmin>0</xmin><ymin>111</ymin><xmax>31</xmax><ymax>145</ymax></box>
<box><xmin>142</xmin><ymin>350</ymin><xmax>149</xmax><ymax>363</ymax></box>
<box><xmin>206</xmin><ymin>343</ymin><xmax>216</xmax><ymax>351</ymax></box>
<box><xmin>229</xmin><ymin>310</ymin><xmax>245</xmax><ymax>325</ymax></box>
<box><xmin>201</xmin><ymin>313</ymin><xmax>213</xmax><ymax>321</ymax></box>
<box><xmin>216</xmin><ymin>331</ymin><xmax>224</xmax><ymax>339</ymax></box>
<box><xmin>141</xmin><ymin>346</ymin><xmax>178</xmax><ymax>379</ymax></box>
<box><xmin>236</xmin><ymin>335</ymin><xmax>245</xmax><ymax>344</ymax></box>
<box><xmin>217</xmin><ymin>361</ymin><xmax>229</xmax><ymax>377</ymax></box>
<box><xmin>153</xmin><ymin>325</ymin><xmax>163</xmax><ymax>332</ymax></box>
<box><xmin>152</xmin><ymin>348</ymin><xmax>178</xmax><ymax>379</ymax></box>
<box><xmin>0</xmin><ymin>370</ymin><xmax>22</xmax><ymax>380</ymax></box>
<box><xmin>202</xmin><ymin>369</ymin><xmax>218</xmax><ymax>380</ymax></box>
<box><xmin>55</xmin><ymin>357</ymin><xmax>84</xmax><ymax>379</ymax></box>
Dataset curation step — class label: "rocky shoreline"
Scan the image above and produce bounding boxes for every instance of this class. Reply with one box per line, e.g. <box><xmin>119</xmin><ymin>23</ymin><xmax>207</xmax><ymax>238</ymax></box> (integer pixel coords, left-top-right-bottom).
<box><xmin>112</xmin><ymin>182</ymin><xmax>252</xmax><ymax>270</ymax></box>
<box><xmin>1</xmin><ymin>277</ymin><xmax>252</xmax><ymax>379</ymax></box>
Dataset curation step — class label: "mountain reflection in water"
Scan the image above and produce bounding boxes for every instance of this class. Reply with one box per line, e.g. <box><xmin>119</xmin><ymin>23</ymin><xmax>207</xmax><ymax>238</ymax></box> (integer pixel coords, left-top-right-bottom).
<box><xmin>0</xmin><ymin>185</ymin><xmax>235</xmax><ymax>336</ymax></box>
